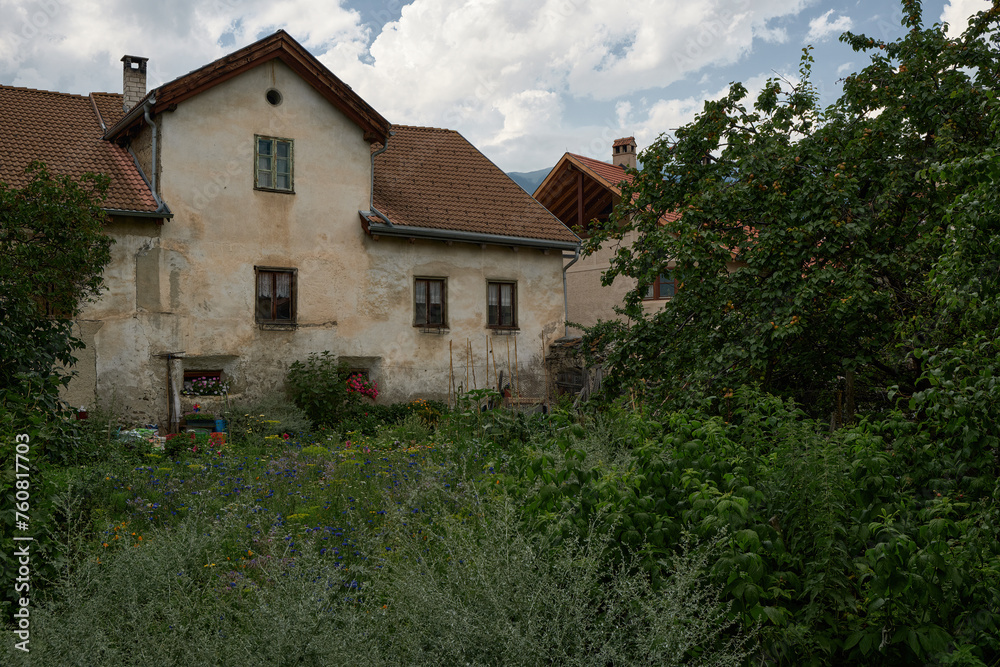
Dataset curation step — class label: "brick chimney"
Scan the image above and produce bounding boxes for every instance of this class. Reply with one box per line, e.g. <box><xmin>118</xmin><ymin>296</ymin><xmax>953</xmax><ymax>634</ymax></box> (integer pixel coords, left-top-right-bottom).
<box><xmin>612</xmin><ymin>137</ymin><xmax>636</xmax><ymax>170</ymax></box>
<box><xmin>121</xmin><ymin>55</ymin><xmax>149</xmax><ymax>112</ymax></box>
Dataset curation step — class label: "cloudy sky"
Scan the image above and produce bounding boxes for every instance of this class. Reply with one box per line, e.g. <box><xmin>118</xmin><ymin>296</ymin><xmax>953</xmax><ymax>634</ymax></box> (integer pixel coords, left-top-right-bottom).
<box><xmin>0</xmin><ymin>0</ymin><xmax>992</xmax><ymax>173</ymax></box>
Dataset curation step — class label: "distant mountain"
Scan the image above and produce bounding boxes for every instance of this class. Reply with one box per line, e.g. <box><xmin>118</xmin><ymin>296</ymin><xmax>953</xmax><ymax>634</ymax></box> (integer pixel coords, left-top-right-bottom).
<box><xmin>507</xmin><ymin>167</ymin><xmax>552</xmax><ymax>195</ymax></box>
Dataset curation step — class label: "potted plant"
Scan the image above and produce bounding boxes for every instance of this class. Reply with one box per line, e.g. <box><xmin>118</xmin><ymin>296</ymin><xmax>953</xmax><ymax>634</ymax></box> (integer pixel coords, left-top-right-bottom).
<box><xmin>183</xmin><ymin>404</ymin><xmax>218</xmax><ymax>431</ymax></box>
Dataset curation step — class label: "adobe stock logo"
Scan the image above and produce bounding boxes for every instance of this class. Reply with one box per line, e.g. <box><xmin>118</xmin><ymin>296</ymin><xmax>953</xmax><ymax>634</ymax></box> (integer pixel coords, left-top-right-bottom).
<box><xmin>7</xmin><ymin>0</ymin><xmax>71</xmax><ymax>46</ymax></box>
<box><xmin>670</xmin><ymin>0</ymin><xmax>753</xmax><ymax>72</ymax></box>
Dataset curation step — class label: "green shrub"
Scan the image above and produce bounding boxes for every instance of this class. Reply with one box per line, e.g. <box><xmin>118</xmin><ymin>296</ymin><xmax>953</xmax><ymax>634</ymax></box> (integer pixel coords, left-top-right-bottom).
<box><xmin>285</xmin><ymin>351</ymin><xmax>358</xmax><ymax>427</ymax></box>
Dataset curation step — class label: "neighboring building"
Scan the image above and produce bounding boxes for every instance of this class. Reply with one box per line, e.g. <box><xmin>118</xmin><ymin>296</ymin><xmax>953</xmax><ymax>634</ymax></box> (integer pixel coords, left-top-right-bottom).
<box><xmin>0</xmin><ymin>31</ymin><xmax>578</xmax><ymax>427</ymax></box>
<box><xmin>533</xmin><ymin>137</ymin><xmax>679</xmax><ymax>335</ymax></box>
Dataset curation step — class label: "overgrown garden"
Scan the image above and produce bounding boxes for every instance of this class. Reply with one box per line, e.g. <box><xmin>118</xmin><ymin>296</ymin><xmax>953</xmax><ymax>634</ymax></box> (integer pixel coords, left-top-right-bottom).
<box><xmin>3</xmin><ymin>1</ymin><xmax>1000</xmax><ymax>664</ymax></box>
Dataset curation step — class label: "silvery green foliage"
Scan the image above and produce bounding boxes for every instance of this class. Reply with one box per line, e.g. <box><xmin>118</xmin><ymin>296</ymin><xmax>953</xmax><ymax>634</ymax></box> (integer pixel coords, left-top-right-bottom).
<box><xmin>3</xmin><ymin>490</ymin><xmax>752</xmax><ymax>665</ymax></box>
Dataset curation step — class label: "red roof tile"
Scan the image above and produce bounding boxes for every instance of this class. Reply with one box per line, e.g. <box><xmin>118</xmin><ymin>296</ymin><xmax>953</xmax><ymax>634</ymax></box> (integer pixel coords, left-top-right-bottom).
<box><xmin>89</xmin><ymin>92</ymin><xmax>126</xmax><ymax>130</ymax></box>
<box><xmin>371</xmin><ymin>125</ymin><xmax>579</xmax><ymax>244</ymax></box>
<box><xmin>0</xmin><ymin>85</ymin><xmax>158</xmax><ymax>213</ymax></box>
<box><xmin>566</xmin><ymin>153</ymin><xmax>634</xmax><ymax>192</ymax></box>
<box><xmin>612</xmin><ymin>136</ymin><xmax>636</xmax><ymax>147</ymax></box>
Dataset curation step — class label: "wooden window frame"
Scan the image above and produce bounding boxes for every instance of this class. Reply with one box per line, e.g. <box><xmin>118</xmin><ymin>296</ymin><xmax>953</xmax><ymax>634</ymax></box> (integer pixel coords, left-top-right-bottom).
<box><xmin>487</xmin><ymin>281</ymin><xmax>518</xmax><ymax>330</ymax></box>
<box><xmin>643</xmin><ymin>270</ymin><xmax>676</xmax><ymax>301</ymax></box>
<box><xmin>255</xmin><ymin>266</ymin><xmax>297</xmax><ymax>325</ymax></box>
<box><xmin>414</xmin><ymin>278</ymin><xmax>447</xmax><ymax>328</ymax></box>
<box><xmin>255</xmin><ymin>135</ymin><xmax>294</xmax><ymax>193</ymax></box>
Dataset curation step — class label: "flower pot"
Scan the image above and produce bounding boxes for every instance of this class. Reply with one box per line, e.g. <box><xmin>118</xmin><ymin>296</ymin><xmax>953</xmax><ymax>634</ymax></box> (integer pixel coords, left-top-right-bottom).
<box><xmin>185</xmin><ymin>419</ymin><xmax>217</xmax><ymax>432</ymax></box>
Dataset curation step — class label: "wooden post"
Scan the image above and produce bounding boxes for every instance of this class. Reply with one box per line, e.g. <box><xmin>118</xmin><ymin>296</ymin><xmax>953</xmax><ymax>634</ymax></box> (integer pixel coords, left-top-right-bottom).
<box><xmin>542</xmin><ymin>339</ymin><xmax>550</xmax><ymax>410</ymax></box>
<box><xmin>484</xmin><ymin>336</ymin><xmax>490</xmax><ymax>390</ymax></box>
<box><xmin>491</xmin><ymin>338</ymin><xmax>499</xmax><ymax>391</ymax></box>
<box><xmin>513</xmin><ymin>333</ymin><xmax>520</xmax><ymax>401</ymax></box>
<box><xmin>506</xmin><ymin>337</ymin><xmax>513</xmax><ymax>405</ymax></box>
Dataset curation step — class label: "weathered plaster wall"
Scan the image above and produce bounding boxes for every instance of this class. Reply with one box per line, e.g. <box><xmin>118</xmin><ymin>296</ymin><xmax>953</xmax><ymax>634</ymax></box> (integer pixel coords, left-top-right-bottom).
<box><xmin>72</xmin><ymin>59</ymin><xmax>566</xmax><ymax>423</ymax></box>
<box><xmin>565</xmin><ymin>230</ymin><xmax>654</xmax><ymax>336</ymax></box>
<box><xmin>356</xmin><ymin>237</ymin><xmax>565</xmax><ymax>402</ymax></box>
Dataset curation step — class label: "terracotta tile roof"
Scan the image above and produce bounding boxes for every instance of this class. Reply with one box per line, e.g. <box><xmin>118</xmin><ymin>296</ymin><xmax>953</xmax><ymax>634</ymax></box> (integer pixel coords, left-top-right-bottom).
<box><xmin>0</xmin><ymin>85</ymin><xmax>159</xmax><ymax>213</ymax></box>
<box><xmin>89</xmin><ymin>92</ymin><xmax>126</xmax><ymax>130</ymax></box>
<box><xmin>612</xmin><ymin>136</ymin><xmax>636</xmax><ymax>147</ymax></box>
<box><xmin>371</xmin><ymin>125</ymin><xmax>579</xmax><ymax>244</ymax></box>
<box><xmin>567</xmin><ymin>153</ymin><xmax>634</xmax><ymax>193</ymax></box>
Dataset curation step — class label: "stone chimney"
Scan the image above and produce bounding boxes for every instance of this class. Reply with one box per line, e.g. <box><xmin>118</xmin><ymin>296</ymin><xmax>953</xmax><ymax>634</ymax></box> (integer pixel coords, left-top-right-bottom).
<box><xmin>612</xmin><ymin>137</ymin><xmax>637</xmax><ymax>170</ymax></box>
<box><xmin>121</xmin><ymin>55</ymin><xmax>149</xmax><ymax>112</ymax></box>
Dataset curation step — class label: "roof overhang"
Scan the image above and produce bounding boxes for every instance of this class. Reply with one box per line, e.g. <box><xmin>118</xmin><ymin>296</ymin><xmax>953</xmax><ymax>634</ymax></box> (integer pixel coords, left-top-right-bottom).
<box><xmin>103</xmin><ymin>207</ymin><xmax>173</xmax><ymax>220</ymax></box>
<box><xmin>105</xmin><ymin>31</ymin><xmax>390</xmax><ymax>144</ymax></box>
<box><xmin>360</xmin><ymin>212</ymin><xmax>580</xmax><ymax>251</ymax></box>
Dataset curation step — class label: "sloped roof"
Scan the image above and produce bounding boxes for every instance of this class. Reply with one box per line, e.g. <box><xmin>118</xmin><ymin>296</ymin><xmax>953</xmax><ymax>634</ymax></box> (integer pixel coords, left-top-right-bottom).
<box><xmin>0</xmin><ymin>85</ymin><xmax>159</xmax><ymax>213</ymax></box>
<box><xmin>533</xmin><ymin>152</ymin><xmax>679</xmax><ymax>234</ymax></box>
<box><xmin>106</xmin><ymin>30</ymin><xmax>390</xmax><ymax>144</ymax></box>
<box><xmin>90</xmin><ymin>92</ymin><xmax>127</xmax><ymax>130</ymax></box>
<box><xmin>365</xmin><ymin>125</ymin><xmax>579</xmax><ymax>247</ymax></box>
<box><xmin>612</xmin><ymin>136</ymin><xmax>636</xmax><ymax>148</ymax></box>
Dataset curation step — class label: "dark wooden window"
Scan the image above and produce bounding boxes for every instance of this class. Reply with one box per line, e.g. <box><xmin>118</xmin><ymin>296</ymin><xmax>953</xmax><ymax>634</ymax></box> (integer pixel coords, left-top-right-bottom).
<box><xmin>256</xmin><ymin>267</ymin><xmax>296</xmax><ymax>323</ymax></box>
<box><xmin>487</xmin><ymin>281</ymin><xmax>517</xmax><ymax>328</ymax></box>
<box><xmin>644</xmin><ymin>271</ymin><xmax>676</xmax><ymax>301</ymax></box>
<box><xmin>255</xmin><ymin>136</ymin><xmax>293</xmax><ymax>192</ymax></box>
<box><xmin>414</xmin><ymin>278</ymin><xmax>446</xmax><ymax>327</ymax></box>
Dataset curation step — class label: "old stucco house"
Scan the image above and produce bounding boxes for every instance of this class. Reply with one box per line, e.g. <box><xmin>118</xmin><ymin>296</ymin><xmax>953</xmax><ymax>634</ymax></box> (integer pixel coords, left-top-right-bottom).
<box><xmin>0</xmin><ymin>31</ymin><xmax>579</xmax><ymax>428</ymax></box>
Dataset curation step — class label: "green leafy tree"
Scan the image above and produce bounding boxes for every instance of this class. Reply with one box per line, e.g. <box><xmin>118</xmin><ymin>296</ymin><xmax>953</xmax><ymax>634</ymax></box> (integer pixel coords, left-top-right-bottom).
<box><xmin>586</xmin><ymin>2</ymin><xmax>1000</xmax><ymax>412</ymax></box>
<box><xmin>0</xmin><ymin>162</ymin><xmax>113</xmax><ymax>453</ymax></box>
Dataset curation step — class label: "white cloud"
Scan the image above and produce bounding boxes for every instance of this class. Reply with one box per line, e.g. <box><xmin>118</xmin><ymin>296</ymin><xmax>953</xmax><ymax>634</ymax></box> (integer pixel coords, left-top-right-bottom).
<box><xmin>836</xmin><ymin>61</ymin><xmax>855</xmax><ymax>75</ymax></box>
<box><xmin>0</xmin><ymin>0</ymin><xmax>815</xmax><ymax>171</ymax></box>
<box><xmin>805</xmin><ymin>9</ymin><xmax>853</xmax><ymax>43</ymax></box>
<box><xmin>756</xmin><ymin>24</ymin><xmax>789</xmax><ymax>43</ymax></box>
<box><xmin>940</xmin><ymin>0</ymin><xmax>992</xmax><ymax>37</ymax></box>
<box><xmin>491</xmin><ymin>89</ymin><xmax>561</xmax><ymax>145</ymax></box>
<box><xmin>323</xmin><ymin>0</ymin><xmax>811</xmax><ymax>169</ymax></box>
<box><xmin>0</xmin><ymin>0</ymin><xmax>367</xmax><ymax>93</ymax></box>
<box><xmin>615</xmin><ymin>100</ymin><xmax>632</xmax><ymax>129</ymax></box>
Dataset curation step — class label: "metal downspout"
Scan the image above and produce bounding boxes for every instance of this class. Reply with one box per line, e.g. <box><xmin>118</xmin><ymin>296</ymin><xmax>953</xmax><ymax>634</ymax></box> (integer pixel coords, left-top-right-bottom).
<box><xmin>142</xmin><ymin>97</ymin><xmax>165</xmax><ymax>211</ymax></box>
<box><xmin>562</xmin><ymin>245</ymin><xmax>580</xmax><ymax>337</ymax></box>
<box><xmin>369</xmin><ymin>132</ymin><xmax>394</xmax><ymax>223</ymax></box>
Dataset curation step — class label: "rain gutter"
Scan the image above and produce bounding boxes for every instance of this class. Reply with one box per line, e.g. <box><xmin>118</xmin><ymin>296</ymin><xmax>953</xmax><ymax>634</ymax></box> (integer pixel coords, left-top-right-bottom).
<box><xmin>361</xmin><ymin>219</ymin><xmax>580</xmax><ymax>252</ymax></box>
<box><xmin>368</xmin><ymin>132</ymin><xmax>393</xmax><ymax>224</ymax></box>
<box><xmin>141</xmin><ymin>96</ymin><xmax>167</xmax><ymax>212</ymax></box>
<box><xmin>561</xmin><ymin>246</ymin><xmax>581</xmax><ymax>337</ymax></box>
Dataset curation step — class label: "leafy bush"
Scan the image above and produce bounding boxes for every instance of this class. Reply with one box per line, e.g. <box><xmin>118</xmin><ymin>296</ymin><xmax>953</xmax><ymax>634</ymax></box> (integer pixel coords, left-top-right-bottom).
<box><xmin>499</xmin><ymin>391</ymin><xmax>1000</xmax><ymax>665</ymax></box>
<box><xmin>286</xmin><ymin>351</ymin><xmax>355</xmax><ymax>427</ymax></box>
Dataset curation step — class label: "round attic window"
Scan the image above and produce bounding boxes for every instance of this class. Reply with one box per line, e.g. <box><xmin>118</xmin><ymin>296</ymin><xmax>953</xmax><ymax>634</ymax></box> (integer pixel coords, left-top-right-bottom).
<box><xmin>265</xmin><ymin>89</ymin><xmax>283</xmax><ymax>106</ymax></box>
